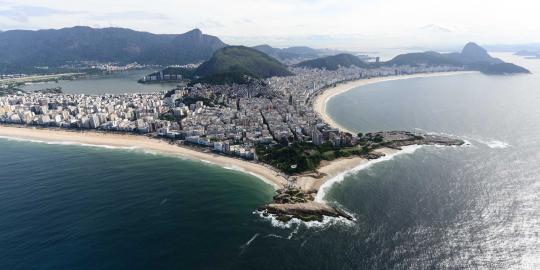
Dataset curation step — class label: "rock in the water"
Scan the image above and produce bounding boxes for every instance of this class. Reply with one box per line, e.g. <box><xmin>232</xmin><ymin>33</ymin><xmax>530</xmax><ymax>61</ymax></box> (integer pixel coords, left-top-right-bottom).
<box><xmin>261</xmin><ymin>202</ymin><xmax>354</xmax><ymax>222</ymax></box>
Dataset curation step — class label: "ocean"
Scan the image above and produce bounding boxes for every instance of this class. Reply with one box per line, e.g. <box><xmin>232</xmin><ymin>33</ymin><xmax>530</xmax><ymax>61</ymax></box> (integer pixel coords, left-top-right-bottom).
<box><xmin>1</xmin><ymin>53</ymin><xmax>539</xmax><ymax>269</ymax></box>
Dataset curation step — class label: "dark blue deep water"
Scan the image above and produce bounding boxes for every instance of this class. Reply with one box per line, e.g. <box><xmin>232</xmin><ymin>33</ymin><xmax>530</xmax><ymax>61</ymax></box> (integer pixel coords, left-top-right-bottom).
<box><xmin>1</xmin><ymin>53</ymin><xmax>539</xmax><ymax>269</ymax></box>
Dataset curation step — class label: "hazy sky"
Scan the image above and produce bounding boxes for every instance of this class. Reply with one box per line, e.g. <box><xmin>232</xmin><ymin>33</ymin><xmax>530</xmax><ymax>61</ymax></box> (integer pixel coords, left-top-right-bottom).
<box><xmin>0</xmin><ymin>0</ymin><xmax>538</xmax><ymax>50</ymax></box>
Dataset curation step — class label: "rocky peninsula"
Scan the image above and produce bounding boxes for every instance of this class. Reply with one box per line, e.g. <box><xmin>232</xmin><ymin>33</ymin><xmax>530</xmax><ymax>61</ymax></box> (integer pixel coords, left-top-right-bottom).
<box><xmin>258</xmin><ymin>131</ymin><xmax>464</xmax><ymax>222</ymax></box>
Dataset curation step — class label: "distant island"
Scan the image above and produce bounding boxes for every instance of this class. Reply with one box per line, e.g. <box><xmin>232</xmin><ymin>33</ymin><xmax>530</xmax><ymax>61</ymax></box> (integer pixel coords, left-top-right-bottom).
<box><xmin>384</xmin><ymin>42</ymin><xmax>530</xmax><ymax>75</ymax></box>
<box><xmin>294</xmin><ymin>42</ymin><xmax>530</xmax><ymax>75</ymax></box>
<box><xmin>514</xmin><ymin>50</ymin><xmax>540</xmax><ymax>59</ymax></box>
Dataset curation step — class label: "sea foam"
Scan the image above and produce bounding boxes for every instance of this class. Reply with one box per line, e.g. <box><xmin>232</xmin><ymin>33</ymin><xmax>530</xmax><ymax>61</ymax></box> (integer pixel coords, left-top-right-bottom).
<box><xmin>255</xmin><ymin>210</ymin><xmax>355</xmax><ymax>229</ymax></box>
<box><xmin>239</xmin><ymin>233</ymin><xmax>260</xmax><ymax>255</ymax></box>
<box><xmin>418</xmin><ymin>131</ymin><xmax>510</xmax><ymax>149</ymax></box>
<box><xmin>483</xmin><ymin>140</ymin><xmax>510</xmax><ymax>149</ymax></box>
<box><xmin>0</xmin><ymin>135</ymin><xmax>138</xmax><ymax>150</ymax></box>
<box><xmin>463</xmin><ymin>136</ymin><xmax>510</xmax><ymax>149</ymax></box>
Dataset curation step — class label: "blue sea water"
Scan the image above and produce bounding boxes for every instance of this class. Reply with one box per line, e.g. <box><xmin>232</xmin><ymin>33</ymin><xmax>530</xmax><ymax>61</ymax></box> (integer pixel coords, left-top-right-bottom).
<box><xmin>1</xmin><ymin>53</ymin><xmax>539</xmax><ymax>269</ymax></box>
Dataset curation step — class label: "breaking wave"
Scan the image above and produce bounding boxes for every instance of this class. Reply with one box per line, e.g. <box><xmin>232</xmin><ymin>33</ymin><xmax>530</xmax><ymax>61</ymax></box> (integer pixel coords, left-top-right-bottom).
<box><xmin>0</xmin><ymin>135</ymin><xmax>138</xmax><ymax>150</ymax></box>
<box><xmin>462</xmin><ymin>136</ymin><xmax>510</xmax><ymax>149</ymax></box>
<box><xmin>315</xmin><ymin>145</ymin><xmax>422</xmax><ymax>202</ymax></box>
<box><xmin>255</xmin><ymin>210</ymin><xmax>355</xmax><ymax>229</ymax></box>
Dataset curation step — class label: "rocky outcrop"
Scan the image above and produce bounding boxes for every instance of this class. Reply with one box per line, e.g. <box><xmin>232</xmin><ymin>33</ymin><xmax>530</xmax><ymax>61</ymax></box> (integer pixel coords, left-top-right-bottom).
<box><xmin>259</xmin><ymin>131</ymin><xmax>465</xmax><ymax>224</ymax></box>
<box><xmin>259</xmin><ymin>202</ymin><xmax>354</xmax><ymax>222</ymax></box>
<box><xmin>272</xmin><ymin>187</ymin><xmax>314</xmax><ymax>204</ymax></box>
<box><xmin>360</xmin><ymin>131</ymin><xmax>464</xmax><ymax>149</ymax></box>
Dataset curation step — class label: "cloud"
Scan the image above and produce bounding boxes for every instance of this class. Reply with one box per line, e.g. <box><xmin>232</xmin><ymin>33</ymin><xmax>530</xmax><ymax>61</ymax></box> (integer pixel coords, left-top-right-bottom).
<box><xmin>196</xmin><ymin>19</ymin><xmax>225</xmax><ymax>29</ymax></box>
<box><xmin>88</xmin><ymin>11</ymin><xmax>169</xmax><ymax>21</ymax></box>
<box><xmin>418</xmin><ymin>24</ymin><xmax>457</xmax><ymax>34</ymax></box>
<box><xmin>0</xmin><ymin>0</ymin><xmax>539</xmax><ymax>49</ymax></box>
<box><xmin>0</xmin><ymin>5</ymin><xmax>79</xmax><ymax>23</ymax></box>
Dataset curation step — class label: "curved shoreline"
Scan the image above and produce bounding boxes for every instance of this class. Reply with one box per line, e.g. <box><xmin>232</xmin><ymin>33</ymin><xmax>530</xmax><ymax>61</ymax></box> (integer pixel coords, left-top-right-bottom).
<box><xmin>0</xmin><ymin>126</ymin><xmax>288</xmax><ymax>189</ymax></box>
<box><xmin>313</xmin><ymin>71</ymin><xmax>477</xmax><ymax>133</ymax></box>
<box><xmin>0</xmin><ymin>71</ymin><xmax>474</xmax><ymax>223</ymax></box>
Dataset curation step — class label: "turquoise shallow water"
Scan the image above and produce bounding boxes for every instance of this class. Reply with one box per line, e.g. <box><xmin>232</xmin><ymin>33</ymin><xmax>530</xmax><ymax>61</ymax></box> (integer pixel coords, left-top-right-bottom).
<box><xmin>1</xmin><ymin>53</ymin><xmax>539</xmax><ymax>269</ymax></box>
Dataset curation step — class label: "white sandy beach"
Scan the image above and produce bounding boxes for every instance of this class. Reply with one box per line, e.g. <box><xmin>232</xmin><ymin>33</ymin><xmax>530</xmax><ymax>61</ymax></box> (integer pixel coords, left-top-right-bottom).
<box><xmin>0</xmin><ymin>126</ymin><xmax>288</xmax><ymax>189</ymax></box>
<box><xmin>312</xmin><ymin>71</ymin><xmax>477</xmax><ymax>134</ymax></box>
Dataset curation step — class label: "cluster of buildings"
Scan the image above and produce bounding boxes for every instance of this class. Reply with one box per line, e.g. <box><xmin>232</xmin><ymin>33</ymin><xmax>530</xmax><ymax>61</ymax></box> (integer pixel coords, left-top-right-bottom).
<box><xmin>0</xmin><ymin>74</ymin><xmax>29</xmax><ymax>80</ymax></box>
<box><xmin>59</xmin><ymin>61</ymin><xmax>146</xmax><ymax>72</ymax></box>
<box><xmin>139</xmin><ymin>64</ymin><xmax>199</xmax><ymax>83</ymax></box>
<box><xmin>0</xmin><ymin>92</ymin><xmax>168</xmax><ymax>132</ymax></box>
<box><xmin>140</xmin><ymin>71</ymin><xmax>182</xmax><ymax>83</ymax></box>
<box><xmin>0</xmin><ymin>64</ymin><xmax>463</xmax><ymax>161</ymax></box>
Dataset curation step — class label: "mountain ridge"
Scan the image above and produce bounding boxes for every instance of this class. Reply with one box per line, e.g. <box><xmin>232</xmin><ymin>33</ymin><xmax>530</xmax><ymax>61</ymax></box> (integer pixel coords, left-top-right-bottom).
<box><xmin>295</xmin><ymin>53</ymin><xmax>368</xmax><ymax>70</ymax></box>
<box><xmin>385</xmin><ymin>42</ymin><xmax>529</xmax><ymax>74</ymax></box>
<box><xmin>0</xmin><ymin>26</ymin><xmax>227</xmax><ymax>71</ymax></box>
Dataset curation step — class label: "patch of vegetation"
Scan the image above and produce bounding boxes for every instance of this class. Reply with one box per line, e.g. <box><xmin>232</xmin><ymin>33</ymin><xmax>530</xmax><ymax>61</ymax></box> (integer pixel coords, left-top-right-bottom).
<box><xmin>298</xmin><ymin>214</ymin><xmax>324</xmax><ymax>222</ymax></box>
<box><xmin>180</xmin><ymin>96</ymin><xmax>225</xmax><ymax>107</ymax></box>
<box><xmin>193</xmin><ymin>46</ymin><xmax>292</xmax><ymax>85</ymax></box>
<box><xmin>190</xmin><ymin>71</ymin><xmax>254</xmax><ymax>85</ymax></box>
<box><xmin>256</xmin><ymin>142</ymin><xmax>365</xmax><ymax>174</ymax></box>
<box><xmin>275</xmin><ymin>215</ymin><xmax>293</xmax><ymax>223</ymax></box>
<box><xmin>158</xmin><ymin>114</ymin><xmax>185</xmax><ymax>122</ymax></box>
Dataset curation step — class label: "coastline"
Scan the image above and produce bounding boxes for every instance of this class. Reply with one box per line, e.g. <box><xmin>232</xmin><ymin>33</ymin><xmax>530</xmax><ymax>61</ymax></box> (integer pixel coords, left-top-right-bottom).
<box><xmin>313</xmin><ymin>71</ymin><xmax>477</xmax><ymax>134</ymax></box>
<box><xmin>0</xmin><ymin>126</ymin><xmax>288</xmax><ymax>189</ymax></box>
<box><xmin>0</xmin><ymin>125</ymin><xmax>407</xmax><ymax>211</ymax></box>
<box><xmin>294</xmin><ymin>147</ymin><xmax>400</xmax><ymax>194</ymax></box>
<box><xmin>0</xmin><ymin>71</ymin><xmax>472</xmax><ymax>222</ymax></box>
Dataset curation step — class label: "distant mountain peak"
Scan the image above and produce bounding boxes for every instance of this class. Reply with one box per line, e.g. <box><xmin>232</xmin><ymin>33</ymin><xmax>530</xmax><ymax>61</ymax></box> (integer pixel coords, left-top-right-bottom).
<box><xmin>185</xmin><ymin>28</ymin><xmax>203</xmax><ymax>36</ymax></box>
<box><xmin>461</xmin><ymin>42</ymin><xmax>490</xmax><ymax>59</ymax></box>
<box><xmin>66</xmin><ymin>25</ymin><xmax>93</xmax><ymax>30</ymax></box>
<box><xmin>254</xmin><ymin>44</ymin><xmax>273</xmax><ymax>50</ymax></box>
<box><xmin>386</xmin><ymin>42</ymin><xmax>529</xmax><ymax>75</ymax></box>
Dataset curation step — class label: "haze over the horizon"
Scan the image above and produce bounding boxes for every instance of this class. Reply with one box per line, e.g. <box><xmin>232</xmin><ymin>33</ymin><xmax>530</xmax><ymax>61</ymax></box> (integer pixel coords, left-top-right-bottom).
<box><xmin>0</xmin><ymin>0</ymin><xmax>538</xmax><ymax>51</ymax></box>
